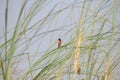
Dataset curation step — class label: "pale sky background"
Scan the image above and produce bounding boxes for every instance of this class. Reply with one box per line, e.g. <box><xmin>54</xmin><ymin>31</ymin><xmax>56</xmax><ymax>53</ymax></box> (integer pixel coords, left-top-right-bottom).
<box><xmin>0</xmin><ymin>0</ymin><xmax>119</xmax><ymax>52</ymax></box>
<box><xmin>0</xmin><ymin>0</ymin><xmax>120</xmax><ymax>79</ymax></box>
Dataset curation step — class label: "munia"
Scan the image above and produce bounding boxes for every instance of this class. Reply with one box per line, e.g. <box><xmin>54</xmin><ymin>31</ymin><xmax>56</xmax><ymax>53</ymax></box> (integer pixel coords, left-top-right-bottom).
<box><xmin>58</xmin><ymin>38</ymin><xmax>62</xmax><ymax>48</ymax></box>
<box><xmin>77</xmin><ymin>66</ymin><xmax>81</xmax><ymax>75</ymax></box>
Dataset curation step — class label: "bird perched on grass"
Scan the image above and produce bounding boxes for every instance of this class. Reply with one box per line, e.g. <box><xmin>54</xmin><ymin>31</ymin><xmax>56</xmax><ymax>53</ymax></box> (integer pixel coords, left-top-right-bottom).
<box><xmin>77</xmin><ymin>66</ymin><xmax>81</xmax><ymax>75</ymax></box>
<box><xmin>58</xmin><ymin>38</ymin><xmax>62</xmax><ymax>48</ymax></box>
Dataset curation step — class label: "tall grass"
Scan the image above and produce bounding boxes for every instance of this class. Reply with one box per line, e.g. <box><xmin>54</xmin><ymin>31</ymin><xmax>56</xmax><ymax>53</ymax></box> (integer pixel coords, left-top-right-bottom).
<box><xmin>0</xmin><ymin>0</ymin><xmax>120</xmax><ymax>80</ymax></box>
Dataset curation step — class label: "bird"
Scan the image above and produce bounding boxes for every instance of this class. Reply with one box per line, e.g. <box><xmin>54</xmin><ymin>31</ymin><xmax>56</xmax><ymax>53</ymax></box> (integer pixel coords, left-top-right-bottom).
<box><xmin>58</xmin><ymin>38</ymin><xmax>62</xmax><ymax>48</ymax></box>
<box><xmin>77</xmin><ymin>66</ymin><xmax>81</xmax><ymax>75</ymax></box>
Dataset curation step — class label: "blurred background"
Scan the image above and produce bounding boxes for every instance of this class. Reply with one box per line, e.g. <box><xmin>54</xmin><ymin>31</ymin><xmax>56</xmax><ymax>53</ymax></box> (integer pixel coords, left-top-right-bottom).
<box><xmin>0</xmin><ymin>0</ymin><xmax>120</xmax><ymax>80</ymax></box>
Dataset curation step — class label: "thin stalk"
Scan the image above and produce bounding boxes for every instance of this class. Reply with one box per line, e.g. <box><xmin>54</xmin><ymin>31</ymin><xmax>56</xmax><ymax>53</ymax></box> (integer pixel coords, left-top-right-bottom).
<box><xmin>4</xmin><ymin>0</ymin><xmax>8</xmax><ymax>80</ymax></box>
<box><xmin>6</xmin><ymin>1</ymin><xmax>28</xmax><ymax>80</ymax></box>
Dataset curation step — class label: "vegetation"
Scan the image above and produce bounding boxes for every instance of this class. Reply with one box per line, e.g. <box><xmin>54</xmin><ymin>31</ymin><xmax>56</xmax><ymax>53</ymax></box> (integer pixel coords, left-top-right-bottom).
<box><xmin>0</xmin><ymin>0</ymin><xmax>120</xmax><ymax>80</ymax></box>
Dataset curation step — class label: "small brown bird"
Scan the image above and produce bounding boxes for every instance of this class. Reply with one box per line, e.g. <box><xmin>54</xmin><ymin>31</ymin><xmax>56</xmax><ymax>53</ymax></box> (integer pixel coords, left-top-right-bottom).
<box><xmin>77</xmin><ymin>66</ymin><xmax>81</xmax><ymax>75</ymax></box>
<box><xmin>58</xmin><ymin>38</ymin><xmax>62</xmax><ymax>48</ymax></box>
